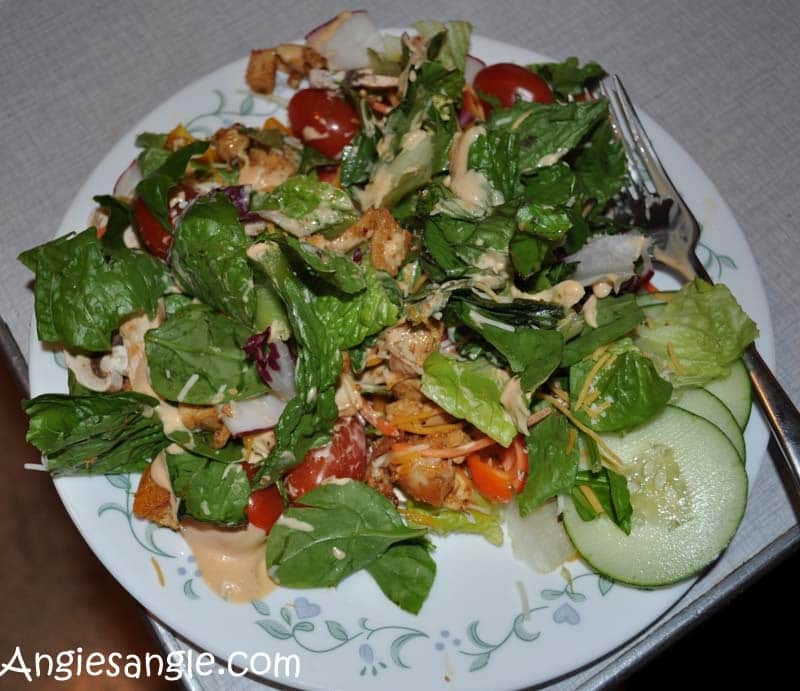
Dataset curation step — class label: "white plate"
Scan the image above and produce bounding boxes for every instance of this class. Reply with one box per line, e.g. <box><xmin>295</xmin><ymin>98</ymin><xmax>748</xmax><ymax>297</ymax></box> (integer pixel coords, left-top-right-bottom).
<box><xmin>28</xmin><ymin>31</ymin><xmax>774</xmax><ymax>691</ymax></box>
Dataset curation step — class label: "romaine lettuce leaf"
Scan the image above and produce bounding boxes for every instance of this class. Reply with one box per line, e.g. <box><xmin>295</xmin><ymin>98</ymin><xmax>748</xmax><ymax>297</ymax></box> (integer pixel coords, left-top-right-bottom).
<box><xmin>421</xmin><ymin>352</ymin><xmax>518</xmax><ymax>447</ymax></box>
<box><xmin>412</xmin><ymin>20</ymin><xmax>472</xmax><ymax>72</ymax></box>
<box><xmin>251</xmin><ymin>175</ymin><xmax>358</xmax><ymax>237</ymax></box>
<box><xmin>570</xmin><ymin>467</ymin><xmax>632</xmax><ymax>535</ymax></box>
<box><xmin>528</xmin><ymin>57</ymin><xmax>606</xmax><ymax>99</ymax></box>
<box><xmin>403</xmin><ymin>499</ymin><xmax>504</xmax><ymax>546</ymax></box>
<box><xmin>279</xmin><ymin>235</ymin><xmax>366</xmax><ymax>294</ymax></box>
<box><xmin>23</xmin><ymin>392</ymin><xmax>169</xmax><ymax>476</ymax></box>
<box><xmin>636</xmin><ymin>279</ymin><xmax>758</xmax><ymax>386</ymax></box>
<box><xmin>19</xmin><ymin>228</ymin><xmax>168</xmax><ymax>351</ymax></box>
<box><xmin>170</xmin><ymin>194</ymin><xmax>255</xmax><ymax>326</ymax></box>
<box><xmin>145</xmin><ymin>304</ymin><xmax>268</xmax><ymax>405</ymax></box>
<box><xmin>572</xmin><ymin>119</ymin><xmax>627</xmax><ymax>207</ymax></box>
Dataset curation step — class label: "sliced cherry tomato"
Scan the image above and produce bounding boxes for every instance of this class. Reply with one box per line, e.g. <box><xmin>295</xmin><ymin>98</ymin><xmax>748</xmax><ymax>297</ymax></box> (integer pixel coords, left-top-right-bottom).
<box><xmin>246</xmin><ymin>485</ymin><xmax>284</xmax><ymax>533</ymax></box>
<box><xmin>467</xmin><ymin>452</ymin><xmax>513</xmax><ymax>504</ymax></box>
<box><xmin>501</xmin><ymin>435</ymin><xmax>529</xmax><ymax>493</ymax></box>
<box><xmin>285</xmin><ymin>416</ymin><xmax>367</xmax><ymax>500</ymax></box>
<box><xmin>287</xmin><ymin>88</ymin><xmax>360</xmax><ymax>159</ymax></box>
<box><xmin>133</xmin><ymin>196</ymin><xmax>172</xmax><ymax>260</ymax></box>
<box><xmin>472</xmin><ymin>63</ymin><xmax>554</xmax><ymax>115</ymax></box>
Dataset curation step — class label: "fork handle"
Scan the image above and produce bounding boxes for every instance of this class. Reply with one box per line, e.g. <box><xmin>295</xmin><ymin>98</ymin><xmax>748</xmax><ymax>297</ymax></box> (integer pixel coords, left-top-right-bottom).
<box><xmin>742</xmin><ymin>344</ymin><xmax>800</xmax><ymax>493</ymax></box>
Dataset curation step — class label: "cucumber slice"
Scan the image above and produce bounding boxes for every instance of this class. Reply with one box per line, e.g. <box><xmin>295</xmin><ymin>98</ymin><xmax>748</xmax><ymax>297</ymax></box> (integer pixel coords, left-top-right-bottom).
<box><xmin>703</xmin><ymin>359</ymin><xmax>752</xmax><ymax>430</ymax></box>
<box><xmin>563</xmin><ymin>406</ymin><xmax>747</xmax><ymax>587</ymax></box>
<box><xmin>673</xmin><ymin>388</ymin><xmax>745</xmax><ymax>462</ymax></box>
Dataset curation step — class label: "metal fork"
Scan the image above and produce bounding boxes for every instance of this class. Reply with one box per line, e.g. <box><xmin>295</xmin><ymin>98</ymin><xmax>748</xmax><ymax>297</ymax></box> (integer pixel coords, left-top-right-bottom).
<box><xmin>600</xmin><ymin>75</ymin><xmax>800</xmax><ymax>494</ymax></box>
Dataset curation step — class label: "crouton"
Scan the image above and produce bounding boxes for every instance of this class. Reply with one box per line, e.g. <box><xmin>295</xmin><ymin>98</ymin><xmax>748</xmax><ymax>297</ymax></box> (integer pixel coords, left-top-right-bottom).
<box><xmin>276</xmin><ymin>44</ymin><xmax>326</xmax><ymax>88</ymax></box>
<box><xmin>246</xmin><ymin>48</ymin><xmax>278</xmax><ymax>94</ymax></box>
<box><xmin>368</xmin><ymin>208</ymin><xmax>411</xmax><ymax>276</ymax></box>
<box><xmin>133</xmin><ymin>463</ymin><xmax>179</xmax><ymax>530</ymax></box>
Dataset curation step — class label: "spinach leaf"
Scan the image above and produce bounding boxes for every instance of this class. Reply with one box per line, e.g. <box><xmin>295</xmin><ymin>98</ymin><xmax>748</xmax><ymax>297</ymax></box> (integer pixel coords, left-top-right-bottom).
<box><xmin>523</xmin><ymin>162</ymin><xmax>576</xmax><ymax>205</ymax></box>
<box><xmin>487</xmin><ymin>100</ymin><xmax>608</xmax><ymax>173</ymax></box>
<box><xmin>421</xmin><ymin>353</ymin><xmax>518</xmax><ymax>447</ymax></box>
<box><xmin>251</xmin><ymin>175</ymin><xmax>358</xmax><ymax>237</ymax></box>
<box><xmin>509</xmin><ymin>232</ymin><xmax>551</xmax><ymax>278</ymax></box>
<box><xmin>23</xmin><ymin>392</ymin><xmax>169</xmax><ymax>476</ymax></box>
<box><xmin>145</xmin><ymin>304</ymin><xmax>268</xmax><ymax>405</ymax></box>
<box><xmin>247</xmin><ymin>241</ymin><xmax>341</xmax><ymax>480</ymax></box>
<box><xmin>569</xmin><ymin>339</ymin><xmax>672</xmax><ymax>432</ymax></box>
<box><xmin>447</xmin><ymin>291</ymin><xmax>564</xmax><ymax>329</ymax></box>
<box><xmin>570</xmin><ymin>468</ymin><xmax>632</xmax><ymax>535</ymax></box>
<box><xmin>446</xmin><ymin>297</ymin><xmax>563</xmax><ymax>392</ymax></box>
<box><xmin>167</xmin><ymin>449</ymin><xmax>250</xmax><ymax>526</ymax></box>
<box><xmin>561</xmin><ymin>294</ymin><xmax>644</xmax><ymax>366</ymax></box>
<box><xmin>516</xmin><ymin>406</ymin><xmax>579</xmax><ymax>515</ymax></box>
<box><xmin>403</xmin><ymin>498</ymin><xmax>504</xmax><ymax>546</ymax></box>
<box><xmin>19</xmin><ymin>228</ymin><xmax>168</xmax><ymax>351</ymax></box>
<box><xmin>516</xmin><ymin>202</ymin><xmax>572</xmax><ymax>240</ymax></box>
<box><xmin>572</xmin><ymin>119</ymin><xmax>627</xmax><ymax>207</ymax></box>
<box><xmin>135</xmin><ymin>132</ymin><xmax>169</xmax><ymax>177</ymax></box>
<box><xmin>366</xmin><ymin>542</ymin><xmax>436</xmax><ymax>614</ymax></box>
<box><xmin>266</xmin><ymin>481</ymin><xmax>428</xmax><ymax>591</ymax></box>
<box><xmin>171</xmin><ymin>194</ymin><xmax>255</xmax><ymax>326</ymax></box>
<box><xmin>280</xmin><ymin>236</ymin><xmax>366</xmax><ymax>294</ymax></box>
<box><xmin>92</xmin><ymin>195</ymin><xmax>132</xmax><ymax>250</ymax></box>
<box><xmin>529</xmin><ymin>57</ymin><xmax>606</xmax><ymax>98</ymax></box>
<box><xmin>136</xmin><ymin>140</ymin><xmax>209</xmax><ymax>230</ymax></box>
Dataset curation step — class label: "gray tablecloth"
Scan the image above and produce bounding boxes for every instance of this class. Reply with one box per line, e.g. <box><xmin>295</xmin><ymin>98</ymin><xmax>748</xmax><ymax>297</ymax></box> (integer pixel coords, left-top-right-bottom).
<box><xmin>2</xmin><ymin>0</ymin><xmax>799</xmax><ymax>688</ymax></box>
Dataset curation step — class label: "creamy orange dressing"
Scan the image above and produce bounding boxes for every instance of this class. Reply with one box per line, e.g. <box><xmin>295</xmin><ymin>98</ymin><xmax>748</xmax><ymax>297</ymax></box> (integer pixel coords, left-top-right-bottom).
<box><xmin>180</xmin><ymin>520</ymin><xmax>276</xmax><ymax>602</ymax></box>
<box><xmin>447</xmin><ymin>125</ymin><xmax>498</xmax><ymax>210</ymax></box>
<box><xmin>583</xmin><ymin>294</ymin><xmax>599</xmax><ymax>328</ymax></box>
<box><xmin>512</xmin><ymin>279</ymin><xmax>585</xmax><ymax>309</ymax></box>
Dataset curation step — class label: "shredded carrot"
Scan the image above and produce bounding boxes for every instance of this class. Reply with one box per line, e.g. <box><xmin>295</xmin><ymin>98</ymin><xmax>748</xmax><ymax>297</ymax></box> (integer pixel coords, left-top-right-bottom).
<box><xmin>579</xmin><ymin>485</ymin><xmax>604</xmax><ymax>514</ymax></box>
<box><xmin>360</xmin><ymin>399</ymin><xmax>400</xmax><ymax>437</ymax></box>
<box><xmin>536</xmin><ymin>394</ymin><xmax>625</xmax><ymax>472</ymax></box>
<box><xmin>526</xmin><ymin>406</ymin><xmax>552</xmax><ymax>428</ymax></box>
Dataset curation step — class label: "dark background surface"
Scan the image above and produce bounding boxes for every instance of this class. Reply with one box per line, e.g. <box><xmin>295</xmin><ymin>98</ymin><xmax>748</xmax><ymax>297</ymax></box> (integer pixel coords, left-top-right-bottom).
<box><xmin>1</xmin><ymin>352</ymin><xmax>795</xmax><ymax>689</ymax></box>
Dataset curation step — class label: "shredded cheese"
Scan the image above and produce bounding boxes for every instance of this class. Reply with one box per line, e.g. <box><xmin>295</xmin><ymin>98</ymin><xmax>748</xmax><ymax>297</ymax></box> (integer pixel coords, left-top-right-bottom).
<box><xmin>565</xmin><ymin>428</ymin><xmax>578</xmax><ymax>455</ymax></box>
<box><xmin>667</xmin><ymin>342</ymin><xmax>687</xmax><ymax>376</ymax></box>
<box><xmin>575</xmin><ymin>353</ymin><xmax>613</xmax><ymax>410</ymax></box>
<box><xmin>536</xmin><ymin>394</ymin><xmax>625</xmax><ymax>472</ymax></box>
<box><xmin>579</xmin><ymin>484</ymin><xmax>605</xmax><ymax>514</ymax></box>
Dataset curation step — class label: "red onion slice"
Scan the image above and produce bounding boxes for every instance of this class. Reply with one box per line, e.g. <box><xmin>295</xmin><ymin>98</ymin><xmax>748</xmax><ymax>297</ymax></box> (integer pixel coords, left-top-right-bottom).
<box><xmin>113</xmin><ymin>158</ymin><xmax>142</xmax><ymax>198</ymax></box>
<box><xmin>218</xmin><ymin>394</ymin><xmax>286</xmax><ymax>436</ymax></box>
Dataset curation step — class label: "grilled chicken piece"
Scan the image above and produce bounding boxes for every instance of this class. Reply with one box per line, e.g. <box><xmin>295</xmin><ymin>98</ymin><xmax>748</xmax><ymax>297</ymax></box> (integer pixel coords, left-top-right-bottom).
<box><xmin>275</xmin><ymin>44</ymin><xmax>326</xmax><ymax>88</ymax></box>
<box><xmin>369</xmin><ymin>209</ymin><xmax>411</xmax><ymax>277</ymax></box>
<box><xmin>377</xmin><ymin>320</ymin><xmax>444</xmax><ymax>377</ymax></box>
<box><xmin>213</xmin><ymin>126</ymin><xmax>250</xmax><ymax>163</ymax></box>
<box><xmin>239</xmin><ymin>146</ymin><xmax>299</xmax><ymax>192</ymax></box>
<box><xmin>306</xmin><ymin>208</ymin><xmax>377</xmax><ymax>253</ymax></box>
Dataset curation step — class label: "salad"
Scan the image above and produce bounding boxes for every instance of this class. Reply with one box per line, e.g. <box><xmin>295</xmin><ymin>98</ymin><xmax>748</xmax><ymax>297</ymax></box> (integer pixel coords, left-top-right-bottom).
<box><xmin>20</xmin><ymin>11</ymin><xmax>759</xmax><ymax>615</ymax></box>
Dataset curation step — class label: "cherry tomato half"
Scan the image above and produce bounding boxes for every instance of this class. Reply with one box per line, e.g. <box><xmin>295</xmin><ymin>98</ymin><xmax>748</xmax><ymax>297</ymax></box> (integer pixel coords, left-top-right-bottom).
<box><xmin>287</xmin><ymin>88</ymin><xmax>360</xmax><ymax>159</ymax></box>
<box><xmin>246</xmin><ymin>485</ymin><xmax>284</xmax><ymax>533</ymax></box>
<box><xmin>285</xmin><ymin>416</ymin><xmax>367</xmax><ymax>500</ymax></box>
<box><xmin>473</xmin><ymin>63</ymin><xmax>554</xmax><ymax>115</ymax></box>
<box><xmin>133</xmin><ymin>196</ymin><xmax>172</xmax><ymax>260</ymax></box>
<box><xmin>466</xmin><ymin>452</ymin><xmax>513</xmax><ymax>504</ymax></box>
<box><xmin>501</xmin><ymin>435</ymin><xmax>529</xmax><ymax>494</ymax></box>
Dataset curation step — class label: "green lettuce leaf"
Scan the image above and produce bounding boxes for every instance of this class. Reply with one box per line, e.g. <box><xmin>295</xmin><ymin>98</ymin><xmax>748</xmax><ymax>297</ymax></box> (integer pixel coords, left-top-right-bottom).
<box><xmin>23</xmin><ymin>392</ymin><xmax>168</xmax><ymax>476</ymax></box>
<box><xmin>421</xmin><ymin>352</ymin><xmax>518</xmax><ymax>447</ymax></box>
<box><xmin>170</xmin><ymin>193</ymin><xmax>255</xmax><ymax>326</ymax></box>
<box><xmin>279</xmin><ymin>235</ymin><xmax>366</xmax><ymax>294</ymax></box>
<box><xmin>561</xmin><ymin>293</ymin><xmax>644</xmax><ymax>366</ymax></box>
<box><xmin>145</xmin><ymin>304</ymin><xmax>268</xmax><ymax>405</ymax></box>
<box><xmin>247</xmin><ymin>242</ymin><xmax>341</xmax><ymax>481</ymax></box>
<box><xmin>528</xmin><ymin>57</ymin><xmax>606</xmax><ymax>99</ymax></box>
<box><xmin>569</xmin><ymin>339</ymin><xmax>672</xmax><ymax>432</ymax></box>
<box><xmin>403</xmin><ymin>499</ymin><xmax>504</xmax><ymax>546</ymax></box>
<box><xmin>167</xmin><ymin>449</ymin><xmax>250</xmax><ymax>526</ymax></box>
<box><xmin>136</xmin><ymin>140</ymin><xmax>209</xmax><ymax>230</ymax></box>
<box><xmin>570</xmin><ymin>467</ymin><xmax>632</xmax><ymax>535</ymax></box>
<box><xmin>92</xmin><ymin>195</ymin><xmax>132</xmax><ymax>250</ymax></box>
<box><xmin>251</xmin><ymin>175</ymin><xmax>358</xmax><ymax>237</ymax></box>
<box><xmin>636</xmin><ymin>279</ymin><xmax>758</xmax><ymax>386</ymax></box>
<box><xmin>523</xmin><ymin>161</ymin><xmax>576</xmax><ymax>205</ymax></box>
<box><xmin>412</xmin><ymin>20</ymin><xmax>472</xmax><ymax>72</ymax></box>
<box><xmin>365</xmin><ymin>542</ymin><xmax>436</xmax><ymax>614</ymax></box>
<box><xmin>19</xmin><ymin>228</ymin><xmax>168</xmax><ymax>351</ymax></box>
<box><xmin>516</xmin><ymin>406</ymin><xmax>579</xmax><ymax>515</ymax></box>
<box><xmin>487</xmin><ymin>99</ymin><xmax>608</xmax><ymax>173</ymax></box>
<box><xmin>266</xmin><ymin>481</ymin><xmax>428</xmax><ymax>594</ymax></box>
<box><xmin>572</xmin><ymin>119</ymin><xmax>627</xmax><ymax>207</ymax></box>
